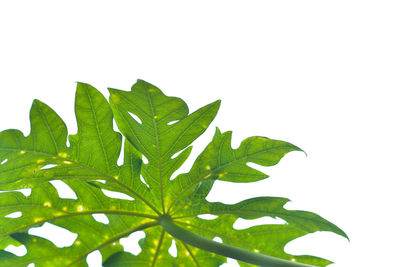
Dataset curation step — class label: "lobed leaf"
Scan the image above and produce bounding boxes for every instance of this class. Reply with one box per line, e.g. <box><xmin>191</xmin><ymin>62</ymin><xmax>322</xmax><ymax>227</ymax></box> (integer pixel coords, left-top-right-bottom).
<box><xmin>108</xmin><ymin>80</ymin><xmax>220</xmax><ymax>213</ymax></box>
<box><xmin>0</xmin><ymin>83</ymin><xmax>159</xmax><ymax>266</ymax></box>
<box><xmin>167</xmin><ymin>130</ymin><xmax>303</xmax><ymax>215</ymax></box>
<box><xmin>0</xmin><ymin>80</ymin><xmax>347</xmax><ymax>266</ymax></box>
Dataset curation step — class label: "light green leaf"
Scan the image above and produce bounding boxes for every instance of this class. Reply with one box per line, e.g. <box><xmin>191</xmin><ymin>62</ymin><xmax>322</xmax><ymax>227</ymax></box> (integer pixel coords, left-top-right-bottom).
<box><xmin>167</xmin><ymin>130</ymin><xmax>303</xmax><ymax>215</ymax></box>
<box><xmin>108</xmin><ymin>79</ymin><xmax>220</xmax><ymax>213</ymax></box>
<box><xmin>0</xmin><ymin>83</ymin><xmax>159</xmax><ymax>266</ymax></box>
<box><xmin>0</xmin><ymin>80</ymin><xmax>347</xmax><ymax>267</ymax></box>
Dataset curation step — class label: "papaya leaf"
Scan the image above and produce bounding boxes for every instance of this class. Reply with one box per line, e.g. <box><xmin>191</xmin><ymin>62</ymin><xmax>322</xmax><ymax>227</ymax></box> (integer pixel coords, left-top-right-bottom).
<box><xmin>0</xmin><ymin>80</ymin><xmax>347</xmax><ymax>267</ymax></box>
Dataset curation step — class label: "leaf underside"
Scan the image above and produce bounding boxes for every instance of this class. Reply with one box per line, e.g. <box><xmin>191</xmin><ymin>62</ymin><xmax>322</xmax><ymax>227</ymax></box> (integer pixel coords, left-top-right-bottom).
<box><xmin>0</xmin><ymin>80</ymin><xmax>347</xmax><ymax>267</ymax></box>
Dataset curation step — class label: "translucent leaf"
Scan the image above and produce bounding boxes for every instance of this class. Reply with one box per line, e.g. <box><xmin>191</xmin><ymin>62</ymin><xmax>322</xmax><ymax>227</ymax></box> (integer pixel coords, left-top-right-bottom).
<box><xmin>0</xmin><ymin>80</ymin><xmax>347</xmax><ymax>267</ymax></box>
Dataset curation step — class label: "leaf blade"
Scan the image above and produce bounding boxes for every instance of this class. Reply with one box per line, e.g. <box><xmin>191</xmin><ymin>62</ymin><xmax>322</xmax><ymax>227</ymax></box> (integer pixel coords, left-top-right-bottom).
<box><xmin>168</xmin><ymin>131</ymin><xmax>303</xmax><ymax>215</ymax></box>
<box><xmin>0</xmin><ymin>80</ymin><xmax>347</xmax><ymax>267</ymax></box>
<box><xmin>109</xmin><ymin>79</ymin><xmax>220</xmax><ymax>213</ymax></box>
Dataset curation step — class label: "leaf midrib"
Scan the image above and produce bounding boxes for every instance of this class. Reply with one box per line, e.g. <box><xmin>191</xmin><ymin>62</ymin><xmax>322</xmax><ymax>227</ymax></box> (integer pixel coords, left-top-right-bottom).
<box><xmin>0</xmin><ymin>208</ymin><xmax>157</xmax><ymax>237</ymax></box>
<box><xmin>85</xmin><ymin>87</ymin><xmax>111</xmax><ymax>174</ymax></box>
<box><xmin>34</xmin><ymin>103</ymin><xmax>60</xmax><ymax>154</ymax></box>
<box><xmin>0</xmin><ymin>147</ymin><xmax>161</xmax><ymax>215</ymax></box>
<box><xmin>173</xmin><ymin>209</ymin><xmax>346</xmax><ymax>239</ymax></box>
<box><xmin>159</xmin><ymin>102</ymin><xmax>217</xmax><ymax>161</ymax></box>
<box><xmin>151</xmin><ymin>230</ymin><xmax>165</xmax><ymax>267</ymax></box>
<box><xmin>168</xmin><ymin>144</ymin><xmax>296</xmax><ymax>214</ymax></box>
<box><xmin>146</xmin><ymin>91</ymin><xmax>165</xmax><ymax>214</ymax></box>
<box><xmin>181</xmin><ymin>241</ymin><xmax>200</xmax><ymax>267</ymax></box>
<box><xmin>67</xmin><ymin>220</ymin><xmax>159</xmax><ymax>266</ymax></box>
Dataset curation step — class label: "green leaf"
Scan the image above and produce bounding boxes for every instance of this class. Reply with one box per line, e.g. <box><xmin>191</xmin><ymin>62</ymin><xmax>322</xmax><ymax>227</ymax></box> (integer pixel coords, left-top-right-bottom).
<box><xmin>0</xmin><ymin>80</ymin><xmax>347</xmax><ymax>266</ymax></box>
<box><xmin>108</xmin><ymin>80</ymin><xmax>220</xmax><ymax>214</ymax></box>
<box><xmin>167</xmin><ymin>130</ymin><xmax>304</xmax><ymax>215</ymax></box>
<box><xmin>0</xmin><ymin>83</ymin><xmax>159</xmax><ymax>266</ymax></box>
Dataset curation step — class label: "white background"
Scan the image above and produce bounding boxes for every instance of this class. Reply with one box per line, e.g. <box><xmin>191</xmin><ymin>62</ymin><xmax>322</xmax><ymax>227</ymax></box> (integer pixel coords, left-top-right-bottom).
<box><xmin>1</xmin><ymin>1</ymin><xmax>399</xmax><ymax>266</ymax></box>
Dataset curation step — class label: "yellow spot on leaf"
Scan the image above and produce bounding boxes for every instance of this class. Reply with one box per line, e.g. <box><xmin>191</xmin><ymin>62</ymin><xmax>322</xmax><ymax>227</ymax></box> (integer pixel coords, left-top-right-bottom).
<box><xmin>19</xmin><ymin>150</ymin><xmax>26</xmax><ymax>155</ymax></box>
<box><xmin>63</xmin><ymin>160</ymin><xmax>72</xmax><ymax>164</ymax></box>
<box><xmin>205</xmin><ymin>165</ymin><xmax>211</xmax><ymax>170</ymax></box>
<box><xmin>111</xmin><ymin>94</ymin><xmax>120</xmax><ymax>104</ymax></box>
<box><xmin>58</xmin><ymin>152</ymin><xmax>68</xmax><ymax>158</ymax></box>
<box><xmin>148</xmin><ymin>88</ymin><xmax>156</xmax><ymax>93</ymax></box>
<box><xmin>153</xmin><ymin>115</ymin><xmax>158</xmax><ymax>119</ymax></box>
<box><xmin>254</xmin><ymin>249</ymin><xmax>259</xmax><ymax>253</ymax></box>
<box><xmin>75</xmin><ymin>240</ymin><xmax>81</xmax><ymax>245</ymax></box>
<box><xmin>114</xmin><ymin>175</ymin><xmax>119</xmax><ymax>180</ymax></box>
<box><xmin>218</xmin><ymin>173</ymin><xmax>224</xmax><ymax>178</ymax></box>
<box><xmin>104</xmin><ymin>235</ymin><xmax>109</xmax><ymax>240</ymax></box>
<box><xmin>36</xmin><ymin>159</ymin><xmax>45</xmax><ymax>164</ymax></box>
<box><xmin>43</xmin><ymin>202</ymin><xmax>51</xmax><ymax>208</ymax></box>
<box><xmin>34</xmin><ymin>218</ymin><xmax>43</xmax><ymax>223</ymax></box>
<box><xmin>77</xmin><ymin>205</ymin><xmax>84</xmax><ymax>212</ymax></box>
<box><xmin>62</xmin><ymin>206</ymin><xmax>68</xmax><ymax>211</ymax></box>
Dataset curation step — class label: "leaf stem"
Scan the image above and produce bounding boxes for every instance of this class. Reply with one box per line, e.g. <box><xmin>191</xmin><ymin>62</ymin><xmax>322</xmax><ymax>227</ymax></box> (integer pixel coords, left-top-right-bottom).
<box><xmin>159</xmin><ymin>215</ymin><xmax>315</xmax><ymax>267</ymax></box>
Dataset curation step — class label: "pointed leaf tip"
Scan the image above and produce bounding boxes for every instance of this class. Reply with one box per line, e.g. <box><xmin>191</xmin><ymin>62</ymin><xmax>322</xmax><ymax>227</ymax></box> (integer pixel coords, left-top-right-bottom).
<box><xmin>1</xmin><ymin>80</ymin><xmax>347</xmax><ymax>267</ymax></box>
<box><xmin>32</xmin><ymin>99</ymin><xmax>41</xmax><ymax>105</ymax></box>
